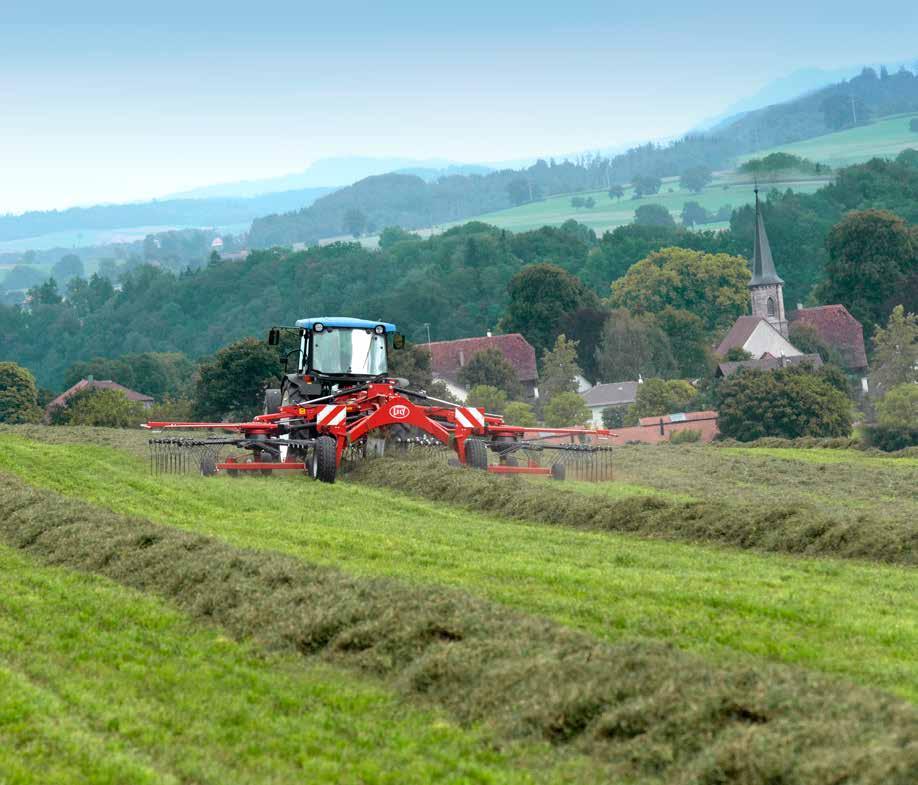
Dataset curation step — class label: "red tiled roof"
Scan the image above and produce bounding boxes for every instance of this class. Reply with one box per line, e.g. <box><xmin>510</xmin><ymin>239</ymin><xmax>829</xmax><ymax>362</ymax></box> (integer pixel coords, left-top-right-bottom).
<box><xmin>46</xmin><ymin>379</ymin><xmax>154</xmax><ymax>411</ymax></box>
<box><xmin>715</xmin><ymin>316</ymin><xmax>766</xmax><ymax>356</ymax></box>
<box><xmin>428</xmin><ymin>334</ymin><xmax>538</xmax><ymax>383</ymax></box>
<box><xmin>789</xmin><ymin>305</ymin><xmax>867</xmax><ymax>370</ymax></box>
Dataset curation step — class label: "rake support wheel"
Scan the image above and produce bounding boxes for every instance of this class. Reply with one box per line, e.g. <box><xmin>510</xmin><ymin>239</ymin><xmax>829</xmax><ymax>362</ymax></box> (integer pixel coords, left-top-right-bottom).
<box><xmin>312</xmin><ymin>436</ymin><xmax>338</xmax><ymax>484</ymax></box>
<box><xmin>465</xmin><ymin>438</ymin><xmax>488</xmax><ymax>470</ymax></box>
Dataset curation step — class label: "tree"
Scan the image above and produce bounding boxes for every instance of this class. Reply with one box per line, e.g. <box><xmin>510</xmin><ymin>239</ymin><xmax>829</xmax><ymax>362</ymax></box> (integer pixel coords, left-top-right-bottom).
<box><xmin>60</xmin><ymin>388</ymin><xmax>146</xmax><ymax>428</ymax></box>
<box><xmin>543</xmin><ymin>391</ymin><xmax>589</xmax><ymax>427</ymax></box>
<box><xmin>386</xmin><ymin>342</ymin><xmax>433</xmax><ymax>389</ymax></box>
<box><xmin>52</xmin><ymin>254</ymin><xmax>84</xmax><ymax>283</ymax></box>
<box><xmin>29</xmin><ymin>278</ymin><xmax>62</xmax><ymax>305</ymax></box>
<box><xmin>501</xmin><ymin>263</ymin><xmax>600</xmax><ymax>361</ymax></box>
<box><xmin>679</xmin><ymin>166</ymin><xmax>712</xmax><ymax>193</ymax></box>
<box><xmin>0</xmin><ymin>362</ymin><xmax>42</xmax><ymax>423</ymax></box>
<box><xmin>342</xmin><ymin>208</ymin><xmax>368</xmax><ymax>237</ymax></box>
<box><xmin>788</xmin><ymin>322</ymin><xmax>846</xmax><ymax>368</ymax></box>
<box><xmin>0</xmin><ymin>265</ymin><xmax>45</xmax><ymax>291</ymax></box>
<box><xmin>602</xmin><ymin>406</ymin><xmax>625</xmax><ymax>428</ymax></box>
<box><xmin>503</xmin><ymin>401</ymin><xmax>537</xmax><ymax>426</ymax></box>
<box><xmin>457</xmin><ymin>348</ymin><xmax>521</xmax><ymax>398</ymax></box>
<box><xmin>876</xmin><ymin>384</ymin><xmax>918</xmax><ymax>427</ymax></box>
<box><xmin>193</xmin><ymin>337</ymin><xmax>282</xmax><ymax>421</ymax></box>
<box><xmin>681</xmin><ymin>201</ymin><xmax>708</xmax><ymax>227</ymax></box>
<box><xmin>379</xmin><ymin>226</ymin><xmax>420</xmax><ymax>249</ymax></box>
<box><xmin>539</xmin><ymin>335</ymin><xmax>582</xmax><ymax>403</ymax></box>
<box><xmin>632</xmin><ymin>175</ymin><xmax>662</xmax><ymax>197</ymax></box>
<box><xmin>466</xmin><ymin>384</ymin><xmax>508</xmax><ymax>414</ymax></box>
<box><xmin>507</xmin><ymin>178</ymin><xmax>531</xmax><ymax>206</ymax></box>
<box><xmin>869</xmin><ymin>305</ymin><xmax>918</xmax><ymax>394</ymax></box>
<box><xmin>629</xmin><ymin>378</ymin><xmax>697</xmax><ymax>420</ymax></box>
<box><xmin>723</xmin><ymin>347</ymin><xmax>753</xmax><ymax>361</ymax></box>
<box><xmin>608</xmin><ymin>185</ymin><xmax>624</xmax><ymax>200</ymax></box>
<box><xmin>634</xmin><ymin>204</ymin><xmax>675</xmax><ymax>227</ymax></box>
<box><xmin>610</xmin><ymin>247</ymin><xmax>750</xmax><ymax>334</ymax></box>
<box><xmin>818</xmin><ymin>209</ymin><xmax>915</xmax><ymax>332</ymax></box>
<box><xmin>717</xmin><ymin>367</ymin><xmax>852</xmax><ymax>441</ymax></box>
<box><xmin>595</xmin><ymin>309</ymin><xmax>675</xmax><ymax>383</ymax></box>
<box><xmin>656</xmin><ymin>307</ymin><xmax>712</xmax><ymax>378</ymax></box>
<box><xmin>558</xmin><ymin>307</ymin><xmax>610</xmax><ymax>383</ymax></box>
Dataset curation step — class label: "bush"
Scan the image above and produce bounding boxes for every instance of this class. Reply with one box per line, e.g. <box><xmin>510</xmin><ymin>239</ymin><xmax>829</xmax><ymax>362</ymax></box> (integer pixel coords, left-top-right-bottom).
<box><xmin>876</xmin><ymin>384</ymin><xmax>918</xmax><ymax>427</ymax></box>
<box><xmin>466</xmin><ymin>384</ymin><xmax>508</xmax><ymax>414</ymax></box>
<box><xmin>669</xmin><ymin>429</ymin><xmax>701</xmax><ymax>444</ymax></box>
<box><xmin>862</xmin><ymin>424</ymin><xmax>918</xmax><ymax>451</ymax></box>
<box><xmin>717</xmin><ymin>367</ymin><xmax>852</xmax><ymax>441</ymax></box>
<box><xmin>502</xmin><ymin>401</ymin><xmax>537</xmax><ymax>427</ymax></box>
<box><xmin>56</xmin><ymin>389</ymin><xmax>146</xmax><ymax>428</ymax></box>
<box><xmin>602</xmin><ymin>406</ymin><xmax>625</xmax><ymax>428</ymax></box>
<box><xmin>0</xmin><ymin>362</ymin><xmax>43</xmax><ymax>424</ymax></box>
<box><xmin>543</xmin><ymin>391</ymin><xmax>589</xmax><ymax>427</ymax></box>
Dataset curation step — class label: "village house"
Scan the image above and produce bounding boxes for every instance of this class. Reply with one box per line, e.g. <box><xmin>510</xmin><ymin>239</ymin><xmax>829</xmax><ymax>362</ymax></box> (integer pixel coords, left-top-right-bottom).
<box><xmin>580</xmin><ymin>380</ymin><xmax>640</xmax><ymax>427</ymax></box>
<box><xmin>427</xmin><ymin>333</ymin><xmax>539</xmax><ymax>401</ymax></box>
<box><xmin>45</xmin><ymin>377</ymin><xmax>154</xmax><ymax>420</ymax></box>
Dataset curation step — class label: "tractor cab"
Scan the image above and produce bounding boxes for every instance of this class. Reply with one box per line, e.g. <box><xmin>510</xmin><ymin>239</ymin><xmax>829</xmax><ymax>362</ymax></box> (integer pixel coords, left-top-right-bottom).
<box><xmin>266</xmin><ymin>317</ymin><xmax>404</xmax><ymax>411</ymax></box>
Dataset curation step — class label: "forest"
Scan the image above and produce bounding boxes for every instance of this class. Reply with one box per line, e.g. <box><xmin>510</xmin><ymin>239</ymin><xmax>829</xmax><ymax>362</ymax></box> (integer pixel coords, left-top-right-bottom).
<box><xmin>1</xmin><ymin>152</ymin><xmax>916</xmax><ymax>393</ymax></box>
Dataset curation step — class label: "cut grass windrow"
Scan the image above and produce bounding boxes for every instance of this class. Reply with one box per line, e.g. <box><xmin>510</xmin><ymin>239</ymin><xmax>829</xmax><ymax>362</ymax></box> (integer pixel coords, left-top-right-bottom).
<box><xmin>350</xmin><ymin>456</ymin><xmax>917</xmax><ymax>565</ymax></box>
<box><xmin>0</xmin><ymin>472</ymin><xmax>916</xmax><ymax>785</ymax></box>
<box><xmin>0</xmin><ymin>545</ymin><xmax>565</xmax><ymax>785</ymax></box>
<box><xmin>0</xmin><ymin>432</ymin><xmax>915</xmax><ymax>702</ymax></box>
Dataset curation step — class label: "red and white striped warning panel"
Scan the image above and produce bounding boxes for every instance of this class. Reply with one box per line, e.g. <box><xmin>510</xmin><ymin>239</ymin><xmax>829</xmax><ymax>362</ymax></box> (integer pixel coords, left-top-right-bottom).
<box><xmin>315</xmin><ymin>404</ymin><xmax>346</xmax><ymax>427</ymax></box>
<box><xmin>454</xmin><ymin>406</ymin><xmax>485</xmax><ymax>429</ymax></box>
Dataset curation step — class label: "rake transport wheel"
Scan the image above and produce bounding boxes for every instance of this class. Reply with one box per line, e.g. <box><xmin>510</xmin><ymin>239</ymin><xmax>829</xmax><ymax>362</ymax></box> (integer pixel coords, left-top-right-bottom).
<box><xmin>200</xmin><ymin>454</ymin><xmax>217</xmax><ymax>477</ymax></box>
<box><xmin>550</xmin><ymin>462</ymin><xmax>566</xmax><ymax>481</ymax></box>
<box><xmin>465</xmin><ymin>438</ymin><xmax>489</xmax><ymax>470</ymax></box>
<box><xmin>312</xmin><ymin>436</ymin><xmax>338</xmax><ymax>484</ymax></box>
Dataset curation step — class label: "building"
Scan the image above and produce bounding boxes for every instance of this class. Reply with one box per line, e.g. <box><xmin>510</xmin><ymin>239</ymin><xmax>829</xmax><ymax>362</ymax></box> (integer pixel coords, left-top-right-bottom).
<box><xmin>580</xmin><ymin>381</ymin><xmax>640</xmax><ymax>427</ymax></box>
<box><xmin>716</xmin><ymin>189</ymin><xmax>867</xmax><ymax>384</ymax></box>
<box><xmin>45</xmin><ymin>378</ymin><xmax>154</xmax><ymax>419</ymax></box>
<box><xmin>789</xmin><ymin>304</ymin><xmax>868</xmax><ymax>373</ymax></box>
<box><xmin>716</xmin><ymin>353</ymin><xmax>823</xmax><ymax>378</ymax></box>
<box><xmin>427</xmin><ymin>333</ymin><xmax>538</xmax><ymax>401</ymax></box>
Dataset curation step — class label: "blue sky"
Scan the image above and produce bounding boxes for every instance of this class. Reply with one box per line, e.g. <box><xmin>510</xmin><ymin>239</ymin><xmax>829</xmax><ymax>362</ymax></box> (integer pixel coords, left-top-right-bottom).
<box><xmin>2</xmin><ymin>1</ymin><xmax>916</xmax><ymax>213</ymax></box>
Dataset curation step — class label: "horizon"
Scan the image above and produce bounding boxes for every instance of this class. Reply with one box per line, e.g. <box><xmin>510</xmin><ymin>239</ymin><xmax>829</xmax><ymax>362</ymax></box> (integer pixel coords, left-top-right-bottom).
<box><xmin>3</xmin><ymin>1</ymin><xmax>918</xmax><ymax>214</ymax></box>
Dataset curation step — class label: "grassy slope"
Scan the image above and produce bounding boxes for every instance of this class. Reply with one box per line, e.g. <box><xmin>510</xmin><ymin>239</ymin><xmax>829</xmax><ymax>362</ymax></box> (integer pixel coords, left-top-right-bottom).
<box><xmin>0</xmin><ymin>433</ymin><xmax>914</xmax><ymax>702</ymax></box>
<box><xmin>0</xmin><ymin>544</ymin><xmax>570</xmax><ymax>785</ymax></box>
<box><xmin>449</xmin><ymin>175</ymin><xmax>826</xmax><ymax>234</ymax></box>
<box><xmin>737</xmin><ymin>112</ymin><xmax>918</xmax><ymax>168</ymax></box>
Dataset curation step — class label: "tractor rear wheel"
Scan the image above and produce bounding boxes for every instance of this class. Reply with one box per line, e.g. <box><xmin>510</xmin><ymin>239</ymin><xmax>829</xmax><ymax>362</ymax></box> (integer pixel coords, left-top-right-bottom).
<box><xmin>465</xmin><ymin>438</ymin><xmax>488</xmax><ymax>470</ymax></box>
<box><xmin>312</xmin><ymin>436</ymin><xmax>338</xmax><ymax>484</ymax></box>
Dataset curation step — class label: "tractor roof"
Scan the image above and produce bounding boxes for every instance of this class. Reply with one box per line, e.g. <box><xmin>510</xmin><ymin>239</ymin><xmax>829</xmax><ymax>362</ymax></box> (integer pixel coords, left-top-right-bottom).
<box><xmin>295</xmin><ymin>317</ymin><xmax>397</xmax><ymax>332</ymax></box>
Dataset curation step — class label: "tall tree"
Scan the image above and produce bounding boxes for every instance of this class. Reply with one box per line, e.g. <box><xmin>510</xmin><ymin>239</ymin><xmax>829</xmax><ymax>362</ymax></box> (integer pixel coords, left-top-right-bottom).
<box><xmin>818</xmin><ymin>209</ymin><xmax>915</xmax><ymax>332</ymax></box>
<box><xmin>52</xmin><ymin>254</ymin><xmax>84</xmax><ymax>283</ymax></box>
<box><xmin>501</xmin><ymin>263</ymin><xmax>599</xmax><ymax>361</ymax></box>
<box><xmin>543</xmin><ymin>391</ymin><xmax>589</xmax><ymax>427</ymax></box>
<box><xmin>679</xmin><ymin>166</ymin><xmax>712</xmax><ymax>193</ymax></box>
<box><xmin>193</xmin><ymin>337</ymin><xmax>282</xmax><ymax>421</ymax></box>
<box><xmin>342</xmin><ymin>208</ymin><xmax>368</xmax><ymax>237</ymax></box>
<box><xmin>869</xmin><ymin>305</ymin><xmax>918</xmax><ymax>395</ymax></box>
<box><xmin>610</xmin><ymin>247</ymin><xmax>750</xmax><ymax>333</ymax></box>
<box><xmin>634</xmin><ymin>204</ymin><xmax>675</xmax><ymax>227</ymax></box>
<box><xmin>539</xmin><ymin>335</ymin><xmax>582</xmax><ymax>403</ymax></box>
<box><xmin>595</xmin><ymin>309</ymin><xmax>675</xmax><ymax>383</ymax></box>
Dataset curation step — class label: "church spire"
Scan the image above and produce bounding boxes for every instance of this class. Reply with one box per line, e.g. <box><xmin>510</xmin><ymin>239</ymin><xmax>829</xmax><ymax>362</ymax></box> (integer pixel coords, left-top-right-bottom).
<box><xmin>750</xmin><ymin>187</ymin><xmax>783</xmax><ymax>286</ymax></box>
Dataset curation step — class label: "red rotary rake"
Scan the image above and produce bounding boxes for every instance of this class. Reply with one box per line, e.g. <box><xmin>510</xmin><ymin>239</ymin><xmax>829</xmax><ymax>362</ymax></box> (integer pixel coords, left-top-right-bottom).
<box><xmin>145</xmin><ymin>317</ymin><xmax>614</xmax><ymax>483</ymax></box>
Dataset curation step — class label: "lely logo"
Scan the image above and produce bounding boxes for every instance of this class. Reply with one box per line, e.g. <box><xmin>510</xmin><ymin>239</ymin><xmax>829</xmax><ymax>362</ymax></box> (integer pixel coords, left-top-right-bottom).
<box><xmin>390</xmin><ymin>404</ymin><xmax>410</xmax><ymax>420</ymax></box>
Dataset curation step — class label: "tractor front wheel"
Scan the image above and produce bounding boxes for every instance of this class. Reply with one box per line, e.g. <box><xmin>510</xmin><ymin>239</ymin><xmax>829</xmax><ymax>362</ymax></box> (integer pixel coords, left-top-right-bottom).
<box><xmin>465</xmin><ymin>438</ymin><xmax>488</xmax><ymax>470</ymax></box>
<box><xmin>312</xmin><ymin>436</ymin><xmax>338</xmax><ymax>484</ymax></box>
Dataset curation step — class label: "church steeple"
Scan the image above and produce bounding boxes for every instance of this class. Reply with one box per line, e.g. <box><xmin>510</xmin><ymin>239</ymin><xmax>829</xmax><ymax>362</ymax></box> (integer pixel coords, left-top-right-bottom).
<box><xmin>748</xmin><ymin>188</ymin><xmax>788</xmax><ymax>336</ymax></box>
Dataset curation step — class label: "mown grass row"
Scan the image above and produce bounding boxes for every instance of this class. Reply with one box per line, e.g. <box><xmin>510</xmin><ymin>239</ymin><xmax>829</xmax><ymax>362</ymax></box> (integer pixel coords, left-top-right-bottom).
<box><xmin>0</xmin><ymin>545</ymin><xmax>559</xmax><ymax>785</ymax></box>
<box><xmin>1</xmin><ymin>471</ymin><xmax>915</xmax><ymax>784</ymax></box>
<box><xmin>350</xmin><ymin>455</ymin><xmax>917</xmax><ymax>565</ymax></box>
<box><xmin>0</xmin><ymin>433</ymin><xmax>915</xmax><ymax>704</ymax></box>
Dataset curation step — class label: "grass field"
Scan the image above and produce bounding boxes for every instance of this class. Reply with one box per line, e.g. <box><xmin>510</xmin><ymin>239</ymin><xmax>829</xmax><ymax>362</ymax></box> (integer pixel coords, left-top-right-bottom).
<box><xmin>0</xmin><ymin>431</ymin><xmax>915</xmax><ymax>703</ymax></box>
<box><xmin>446</xmin><ymin>174</ymin><xmax>827</xmax><ymax>235</ymax></box>
<box><xmin>737</xmin><ymin>112</ymin><xmax>918</xmax><ymax>169</ymax></box>
<box><xmin>0</xmin><ymin>545</ymin><xmax>568</xmax><ymax>785</ymax></box>
<box><xmin>1</xmin><ymin>427</ymin><xmax>915</xmax><ymax>783</ymax></box>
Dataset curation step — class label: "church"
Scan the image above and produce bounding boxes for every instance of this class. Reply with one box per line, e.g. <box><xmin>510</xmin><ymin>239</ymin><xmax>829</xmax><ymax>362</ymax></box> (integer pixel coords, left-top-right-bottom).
<box><xmin>715</xmin><ymin>189</ymin><xmax>868</xmax><ymax>379</ymax></box>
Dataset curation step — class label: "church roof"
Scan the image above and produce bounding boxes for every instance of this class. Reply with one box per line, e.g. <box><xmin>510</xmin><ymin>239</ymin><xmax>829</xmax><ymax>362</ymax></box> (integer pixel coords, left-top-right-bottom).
<box><xmin>749</xmin><ymin>189</ymin><xmax>784</xmax><ymax>287</ymax></box>
<box><xmin>715</xmin><ymin>315</ymin><xmax>765</xmax><ymax>356</ymax></box>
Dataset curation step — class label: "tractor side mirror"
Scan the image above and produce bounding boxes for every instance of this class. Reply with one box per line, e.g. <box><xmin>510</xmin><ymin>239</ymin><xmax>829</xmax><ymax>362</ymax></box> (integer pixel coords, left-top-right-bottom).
<box><xmin>392</xmin><ymin>332</ymin><xmax>406</xmax><ymax>350</ymax></box>
<box><xmin>267</xmin><ymin>327</ymin><xmax>280</xmax><ymax>346</ymax></box>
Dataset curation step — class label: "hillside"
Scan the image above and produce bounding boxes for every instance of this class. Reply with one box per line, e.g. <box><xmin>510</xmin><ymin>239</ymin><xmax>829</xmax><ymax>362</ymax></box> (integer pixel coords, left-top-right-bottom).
<box><xmin>249</xmin><ymin>65</ymin><xmax>918</xmax><ymax>247</ymax></box>
<box><xmin>738</xmin><ymin>112</ymin><xmax>918</xmax><ymax>168</ymax></box>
